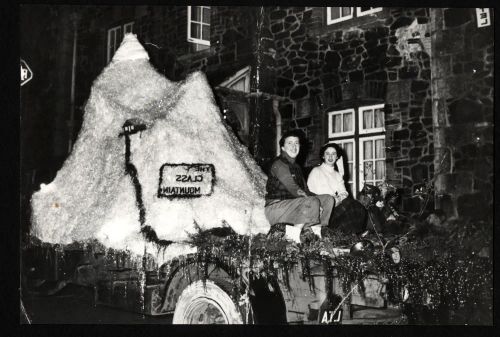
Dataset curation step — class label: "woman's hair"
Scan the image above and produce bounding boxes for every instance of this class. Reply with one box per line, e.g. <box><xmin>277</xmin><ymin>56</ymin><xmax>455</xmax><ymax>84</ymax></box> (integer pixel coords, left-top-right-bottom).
<box><xmin>319</xmin><ymin>142</ymin><xmax>342</xmax><ymax>162</ymax></box>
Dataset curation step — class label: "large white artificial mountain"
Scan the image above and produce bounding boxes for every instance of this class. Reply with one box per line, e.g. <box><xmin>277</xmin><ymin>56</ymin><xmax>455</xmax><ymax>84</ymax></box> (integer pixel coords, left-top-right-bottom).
<box><xmin>31</xmin><ymin>34</ymin><xmax>270</xmax><ymax>260</ymax></box>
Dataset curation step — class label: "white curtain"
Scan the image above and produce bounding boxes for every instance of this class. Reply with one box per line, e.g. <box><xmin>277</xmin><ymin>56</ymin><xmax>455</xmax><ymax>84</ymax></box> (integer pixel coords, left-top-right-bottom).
<box><xmin>375</xmin><ymin>108</ymin><xmax>384</xmax><ymax>128</ymax></box>
<box><xmin>363</xmin><ymin>110</ymin><xmax>373</xmax><ymax>129</ymax></box>
<box><xmin>334</xmin><ymin>114</ymin><xmax>342</xmax><ymax>133</ymax></box>
<box><xmin>364</xmin><ymin>140</ymin><xmax>373</xmax><ymax>159</ymax></box>
<box><xmin>375</xmin><ymin>161</ymin><xmax>385</xmax><ymax>180</ymax></box>
<box><xmin>343</xmin><ymin>112</ymin><xmax>353</xmax><ymax>132</ymax></box>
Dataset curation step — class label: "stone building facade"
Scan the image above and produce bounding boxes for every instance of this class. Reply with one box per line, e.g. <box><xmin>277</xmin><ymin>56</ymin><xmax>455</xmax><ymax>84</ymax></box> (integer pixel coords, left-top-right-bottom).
<box><xmin>430</xmin><ymin>8</ymin><xmax>494</xmax><ymax>220</ymax></box>
<box><xmin>21</xmin><ymin>6</ymin><xmax>494</xmax><ymax>220</ymax></box>
<box><xmin>265</xmin><ymin>8</ymin><xmax>436</xmax><ymax>210</ymax></box>
<box><xmin>261</xmin><ymin>7</ymin><xmax>493</xmax><ymax>217</ymax></box>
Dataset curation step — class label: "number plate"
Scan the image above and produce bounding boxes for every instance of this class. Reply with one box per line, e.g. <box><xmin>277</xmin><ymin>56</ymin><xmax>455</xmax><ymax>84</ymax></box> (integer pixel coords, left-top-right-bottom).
<box><xmin>158</xmin><ymin>164</ymin><xmax>215</xmax><ymax>198</ymax></box>
<box><xmin>318</xmin><ymin>308</ymin><xmax>343</xmax><ymax>324</ymax></box>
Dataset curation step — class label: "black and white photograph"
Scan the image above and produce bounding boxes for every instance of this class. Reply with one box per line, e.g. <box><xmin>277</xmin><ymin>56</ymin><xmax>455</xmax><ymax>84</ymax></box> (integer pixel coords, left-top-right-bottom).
<box><xmin>19</xmin><ymin>4</ymin><xmax>494</xmax><ymax>326</ymax></box>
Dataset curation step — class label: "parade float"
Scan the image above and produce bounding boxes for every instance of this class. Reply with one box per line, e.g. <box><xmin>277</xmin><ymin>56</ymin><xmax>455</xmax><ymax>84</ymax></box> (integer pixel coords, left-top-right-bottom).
<box><xmin>23</xmin><ymin>34</ymin><xmax>492</xmax><ymax>325</ymax></box>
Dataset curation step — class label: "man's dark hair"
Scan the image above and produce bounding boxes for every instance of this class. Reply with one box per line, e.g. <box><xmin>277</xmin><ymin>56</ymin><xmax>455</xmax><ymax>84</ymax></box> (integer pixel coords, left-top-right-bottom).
<box><xmin>279</xmin><ymin>129</ymin><xmax>303</xmax><ymax>148</ymax></box>
<box><xmin>319</xmin><ymin>142</ymin><xmax>343</xmax><ymax>161</ymax></box>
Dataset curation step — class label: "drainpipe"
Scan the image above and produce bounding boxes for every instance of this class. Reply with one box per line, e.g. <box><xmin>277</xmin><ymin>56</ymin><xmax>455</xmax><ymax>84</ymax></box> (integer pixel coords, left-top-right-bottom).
<box><xmin>272</xmin><ymin>98</ymin><xmax>282</xmax><ymax>155</ymax></box>
<box><xmin>429</xmin><ymin>8</ymin><xmax>453</xmax><ymax>213</ymax></box>
<box><xmin>68</xmin><ymin>14</ymin><xmax>79</xmax><ymax>154</ymax></box>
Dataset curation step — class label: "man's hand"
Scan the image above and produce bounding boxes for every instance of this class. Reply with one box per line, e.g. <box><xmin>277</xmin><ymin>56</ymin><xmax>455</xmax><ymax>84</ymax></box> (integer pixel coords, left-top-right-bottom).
<box><xmin>334</xmin><ymin>191</ymin><xmax>348</xmax><ymax>204</ymax></box>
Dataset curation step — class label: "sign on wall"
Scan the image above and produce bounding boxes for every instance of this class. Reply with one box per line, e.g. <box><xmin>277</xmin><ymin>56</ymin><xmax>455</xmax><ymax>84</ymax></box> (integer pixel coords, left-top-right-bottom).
<box><xmin>476</xmin><ymin>8</ymin><xmax>491</xmax><ymax>28</ymax></box>
<box><xmin>20</xmin><ymin>59</ymin><xmax>33</xmax><ymax>86</ymax></box>
<box><xmin>158</xmin><ymin>163</ymin><xmax>215</xmax><ymax>198</ymax></box>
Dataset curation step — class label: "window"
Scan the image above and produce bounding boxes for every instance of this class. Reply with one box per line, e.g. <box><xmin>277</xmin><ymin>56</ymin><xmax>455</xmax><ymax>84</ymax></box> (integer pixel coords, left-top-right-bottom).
<box><xmin>360</xmin><ymin>135</ymin><xmax>386</xmax><ymax>188</ymax></box>
<box><xmin>187</xmin><ymin>6</ymin><xmax>211</xmax><ymax>49</ymax></box>
<box><xmin>336</xmin><ymin>139</ymin><xmax>356</xmax><ymax>196</ymax></box>
<box><xmin>357</xmin><ymin>7</ymin><xmax>383</xmax><ymax>17</ymax></box>
<box><xmin>107</xmin><ymin>22</ymin><xmax>134</xmax><ymax>63</ymax></box>
<box><xmin>327</xmin><ymin>7</ymin><xmax>382</xmax><ymax>25</ymax></box>
<box><xmin>328</xmin><ymin>108</ymin><xmax>354</xmax><ymax>137</ymax></box>
<box><xmin>359</xmin><ymin>105</ymin><xmax>384</xmax><ymax>134</ymax></box>
<box><xmin>327</xmin><ymin>103</ymin><xmax>385</xmax><ymax>196</ymax></box>
<box><xmin>327</xmin><ymin>7</ymin><xmax>353</xmax><ymax>24</ymax></box>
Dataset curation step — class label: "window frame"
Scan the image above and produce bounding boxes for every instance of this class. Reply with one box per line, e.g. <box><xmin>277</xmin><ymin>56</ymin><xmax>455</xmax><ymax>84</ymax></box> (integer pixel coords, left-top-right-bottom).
<box><xmin>328</xmin><ymin>108</ymin><xmax>355</xmax><ymax>138</ymax></box>
<box><xmin>356</xmin><ymin>7</ymin><xmax>383</xmax><ymax>17</ymax></box>
<box><xmin>359</xmin><ymin>134</ymin><xmax>386</xmax><ymax>189</ymax></box>
<box><xmin>107</xmin><ymin>21</ymin><xmax>134</xmax><ymax>63</ymax></box>
<box><xmin>336</xmin><ymin>139</ymin><xmax>357</xmax><ymax>196</ymax></box>
<box><xmin>326</xmin><ymin>7</ymin><xmax>382</xmax><ymax>25</ymax></box>
<box><xmin>358</xmin><ymin>103</ymin><xmax>386</xmax><ymax>134</ymax></box>
<box><xmin>327</xmin><ymin>104</ymin><xmax>386</xmax><ymax>197</ymax></box>
<box><xmin>187</xmin><ymin>6</ymin><xmax>211</xmax><ymax>46</ymax></box>
<box><xmin>326</xmin><ymin>7</ymin><xmax>354</xmax><ymax>25</ymax></box>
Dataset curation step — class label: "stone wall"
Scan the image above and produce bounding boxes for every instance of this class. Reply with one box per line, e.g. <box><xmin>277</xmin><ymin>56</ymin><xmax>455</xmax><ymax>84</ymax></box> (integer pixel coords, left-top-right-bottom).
<box><xmin>266</xmin><ymin>7</ymin><xmax>435</xmax><ymax>211</ymax></box>
<box><xmin>71</xmin><ymin>6</ymin><xmax>493</xmax><ymax>215</ymax></box>
<box><xmin>430</xmin><ymin>8</ymin><xmax>494</xmax><ymax>221</ymax></box>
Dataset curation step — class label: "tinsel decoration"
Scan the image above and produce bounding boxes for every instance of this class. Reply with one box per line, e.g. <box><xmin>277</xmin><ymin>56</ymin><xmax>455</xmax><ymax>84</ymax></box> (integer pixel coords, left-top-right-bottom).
<box><xmin>182</xmin><ymin>216</ymin><xmax>492</xmax><ymax>324</ymax></box>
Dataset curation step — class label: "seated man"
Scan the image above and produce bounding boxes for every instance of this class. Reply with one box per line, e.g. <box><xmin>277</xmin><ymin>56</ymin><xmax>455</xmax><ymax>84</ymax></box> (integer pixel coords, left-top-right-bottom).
<box><xmin>265</xmin><ymin>130</ymin><xmax>334</xmax><ymax>242</ymax></box>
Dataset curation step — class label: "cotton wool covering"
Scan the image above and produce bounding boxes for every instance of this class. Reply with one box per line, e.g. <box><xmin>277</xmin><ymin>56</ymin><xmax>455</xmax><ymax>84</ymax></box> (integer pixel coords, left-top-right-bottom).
<box><xmin>31</xmin><ymin>34</ymin><xmax>270</xmax><ymax>259</ymax></box>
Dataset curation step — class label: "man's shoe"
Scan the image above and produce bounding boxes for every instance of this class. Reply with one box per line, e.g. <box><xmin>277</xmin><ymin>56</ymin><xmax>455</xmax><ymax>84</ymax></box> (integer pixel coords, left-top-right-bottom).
<box><xmin>300</xmin><ymin>226</ymin><xmax>318</xmax><ymax>244</ymax></box>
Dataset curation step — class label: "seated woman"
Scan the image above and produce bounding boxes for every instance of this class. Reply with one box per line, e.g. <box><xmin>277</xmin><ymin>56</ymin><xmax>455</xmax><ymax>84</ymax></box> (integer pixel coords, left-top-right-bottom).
<box><xmin>307</xmin><ymin>142</ymin><xmax>367</xmax><ymax>235</ymax></box>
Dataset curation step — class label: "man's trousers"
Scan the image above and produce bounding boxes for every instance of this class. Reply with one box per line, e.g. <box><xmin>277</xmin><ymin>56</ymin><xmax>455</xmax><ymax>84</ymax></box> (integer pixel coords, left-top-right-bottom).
<box><xmin>264</xmin><ymin>195</ymin><xmax>334</xmax><ymax>227</ymax></box>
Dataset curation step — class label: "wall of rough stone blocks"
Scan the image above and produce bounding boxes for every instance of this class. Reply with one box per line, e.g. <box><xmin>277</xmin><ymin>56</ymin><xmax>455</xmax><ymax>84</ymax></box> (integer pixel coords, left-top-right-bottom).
<box><xmin>430</xmin><ymin>8</ymin><xmax>494</xmax><ymax>221</ymax></box>
<box><xmin>266</xmin><ymin>7</ymin><xmax>436</xmax><ymax>211</ymax></box>
<box><xmin>71</xmin><ymin>6</ymin><xmax>494</xmax><ymax>216</ymax></box>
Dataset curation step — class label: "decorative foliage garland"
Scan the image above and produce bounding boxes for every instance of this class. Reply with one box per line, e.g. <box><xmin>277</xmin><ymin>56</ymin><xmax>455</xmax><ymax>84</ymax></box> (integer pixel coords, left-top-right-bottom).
<box><xmin>185</xmin><ymin>219</ymin><xmax>492</xmax><ymax>324</ymax></box>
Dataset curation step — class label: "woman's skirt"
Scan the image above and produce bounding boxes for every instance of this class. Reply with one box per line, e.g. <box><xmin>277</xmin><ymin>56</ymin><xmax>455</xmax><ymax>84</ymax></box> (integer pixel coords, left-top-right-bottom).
<box><xmin>328</xmin><ymin>197</ymin><xmax>367</xmax><ymax>234</ymax></box>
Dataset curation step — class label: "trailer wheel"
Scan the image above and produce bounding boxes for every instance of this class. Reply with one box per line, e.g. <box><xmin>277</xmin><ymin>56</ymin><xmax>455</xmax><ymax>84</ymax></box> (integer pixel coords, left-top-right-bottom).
<box><xmin>172</xmin><ymin>280</ymin><xmax>243</xmax><ymax>324</ymax></box>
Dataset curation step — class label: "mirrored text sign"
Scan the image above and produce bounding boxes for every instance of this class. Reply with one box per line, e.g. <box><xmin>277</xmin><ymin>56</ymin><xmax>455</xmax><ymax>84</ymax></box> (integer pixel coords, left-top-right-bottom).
<box><xmin>158</xmin><ymin>163</ymin><xmax>215</xmax><ymax>198</ymax></box>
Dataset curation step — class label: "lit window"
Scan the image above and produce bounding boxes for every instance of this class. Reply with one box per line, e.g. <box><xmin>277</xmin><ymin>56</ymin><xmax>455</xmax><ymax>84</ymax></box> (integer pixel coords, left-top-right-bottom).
<box><xmin>326</xmin><ymin>7</ymin><xmax>382</xmax><ymax>25</ymax></box>
<box><xmin>357</xmin><ymin>7</ymin><xmax>383</xmax><ymax>17</ymax></box>
<box><xmin>327</xmin><ymin>7</ymin><xmax>353</xmax><ymax>24</ymax></box>
<box><xmin>187</xmin><ymin>6</ymin><xmax>211</xmax><ymax>48</ymax></box>
<box><xmin>328</xmin><ymin>108</ymin><xmax>355</xmax><ymax>138</ymax></box>
<box><xmin>359</xmin><ymin>104</ymin><xmax>385</xmax><ymax>134</ymax></box>
<box><xmin>327</xmin><ymin>104</ymin><xmax>386</xmax><ymax>196</ymax></box>
<box><xmin>336</xmin><ymin>139</ymin><xmax>356</xmax><ymax>195</ymax></box>
<box><xmin>107</xmin><ymin>22</ymin><xmax>134</xmax><ymax>63</ymax></box>
<box><xmin>360</xmin><ymin>135</ymin><xmax>386</xmax><ymax>188</ymax></box>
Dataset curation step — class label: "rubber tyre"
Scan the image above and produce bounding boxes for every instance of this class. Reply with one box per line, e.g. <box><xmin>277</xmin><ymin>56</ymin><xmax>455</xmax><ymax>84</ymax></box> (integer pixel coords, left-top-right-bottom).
<box><xmin>172</xmin><ymin>280</ymin><xmax>243</xmax><ymax>324</ymax></box>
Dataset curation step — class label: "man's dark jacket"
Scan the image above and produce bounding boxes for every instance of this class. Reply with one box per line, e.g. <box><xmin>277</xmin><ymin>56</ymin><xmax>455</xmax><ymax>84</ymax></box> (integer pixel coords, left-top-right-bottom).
<box><xmin>265</xmin><ymin>152</ymin><xmax>314</xmax><ymax>206</ymax></box>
